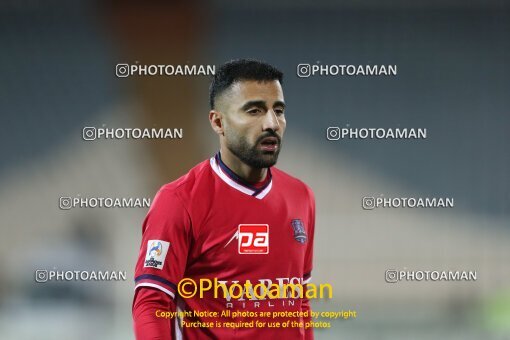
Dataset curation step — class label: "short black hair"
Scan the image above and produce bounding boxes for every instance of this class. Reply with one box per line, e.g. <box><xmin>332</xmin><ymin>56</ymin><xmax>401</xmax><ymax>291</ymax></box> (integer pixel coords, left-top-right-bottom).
<box><xmin>209</xmin><ymin>59</ymin><xmax>283</xmax><ymax>109</ymax></box>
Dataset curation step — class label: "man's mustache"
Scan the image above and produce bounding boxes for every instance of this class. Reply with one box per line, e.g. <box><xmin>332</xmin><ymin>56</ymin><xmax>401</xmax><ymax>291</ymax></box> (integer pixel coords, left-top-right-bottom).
<box><xmin>256</xmin><ymin>131</ymin><xmax>281</xmax><ymax>144</ymax></box>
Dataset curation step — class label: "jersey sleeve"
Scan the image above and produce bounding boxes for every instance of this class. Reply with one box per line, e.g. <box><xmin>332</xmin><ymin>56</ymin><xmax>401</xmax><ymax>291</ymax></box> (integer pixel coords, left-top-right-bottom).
<box><xmin>302</xmin><ymin>186</ymin><xmax>315</xmax><ymax>339</ymax></box>
<box><xmin>303</xmin><ymin>186</ymin><xmax>315</xmax><ymax>284</ymax></box>
<box><xmin>132</xmin><ymin>287</ymin><xmax>173</xmax><ymax>340</ymax></box>
<box><xmin>134</xmin><ymin>187</ymin><xmax>192</xmax><ymax>299</ymax></box>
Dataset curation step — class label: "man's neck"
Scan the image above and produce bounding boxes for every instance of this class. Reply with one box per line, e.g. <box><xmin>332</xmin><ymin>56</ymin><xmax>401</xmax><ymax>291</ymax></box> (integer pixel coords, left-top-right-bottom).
<box><xmin>219</xmin><ymin>147</ymin><xmax>267</xmax><ymax>183</ymax></box>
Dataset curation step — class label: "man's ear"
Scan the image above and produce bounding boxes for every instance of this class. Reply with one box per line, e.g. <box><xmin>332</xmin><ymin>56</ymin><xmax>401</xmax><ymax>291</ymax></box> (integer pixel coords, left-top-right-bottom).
<box><xmin>209</xmin><ymin>110</ymin><xmax>224</xmax><ymax>135</ymax></box>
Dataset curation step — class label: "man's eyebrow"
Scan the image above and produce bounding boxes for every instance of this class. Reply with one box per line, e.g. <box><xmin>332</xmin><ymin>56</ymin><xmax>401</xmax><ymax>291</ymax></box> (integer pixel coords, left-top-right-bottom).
<box><xmin>240</xmin><ymin>100</ymin><xmax>286</xmax><ymax>111</ymax></box>
<box><xmin>240</xmin><ymin>100</ymin><xmax>267</xmax><ymax>111</ymax></box>
<box><xmin>274</xmin><ymin>100</ymin><xmax>286</xmax><ymax>109</ymax></box>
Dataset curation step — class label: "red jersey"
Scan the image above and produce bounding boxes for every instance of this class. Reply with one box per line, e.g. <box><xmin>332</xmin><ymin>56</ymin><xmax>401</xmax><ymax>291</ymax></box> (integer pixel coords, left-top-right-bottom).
<box><xmin>134</xmin><ymin>152</ymin><xmax>315</xmax><ymax>339</ymax></box>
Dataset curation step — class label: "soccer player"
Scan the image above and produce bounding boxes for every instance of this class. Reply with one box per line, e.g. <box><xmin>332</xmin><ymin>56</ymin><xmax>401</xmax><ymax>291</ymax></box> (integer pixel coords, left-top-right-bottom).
<box><xmin>133</xmin><ymin>59</ymin><xmax>315</xmax><ymax>339</ymax></box>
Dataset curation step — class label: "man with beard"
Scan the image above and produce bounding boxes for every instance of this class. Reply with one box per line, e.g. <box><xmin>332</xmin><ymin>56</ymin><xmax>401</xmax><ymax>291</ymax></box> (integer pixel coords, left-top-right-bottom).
<box><xmin>133</xmin><ymin>59</ymin><xmax>316</xmax><ymax>339</ymax></box>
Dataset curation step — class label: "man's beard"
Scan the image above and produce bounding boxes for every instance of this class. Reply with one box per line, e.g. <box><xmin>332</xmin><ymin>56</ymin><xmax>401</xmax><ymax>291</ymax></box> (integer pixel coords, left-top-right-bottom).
<box><xmin>225</xmin><ymin>131</ymin><xmax>282</xmax><ymax>169</ymax></box>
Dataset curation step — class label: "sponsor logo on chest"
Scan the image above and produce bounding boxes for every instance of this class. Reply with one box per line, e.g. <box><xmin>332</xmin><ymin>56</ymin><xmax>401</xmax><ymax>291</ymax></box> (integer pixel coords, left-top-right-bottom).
<box><xmin>224</xmin><ymin>224</ymin><xmax>269</xmax><ymax>254</ymax></box>
<box><xmin>223</xmin><ymin>219</ymin><xmax>307</xmax><ymax>254</ymax></box>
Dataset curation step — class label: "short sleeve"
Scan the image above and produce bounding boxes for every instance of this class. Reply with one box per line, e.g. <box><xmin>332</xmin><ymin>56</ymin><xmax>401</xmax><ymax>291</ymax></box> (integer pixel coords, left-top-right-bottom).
<box><xmin>134</xmin><ymin>187</ymin><xmax>192</xmax><ymax>299</ymax></box>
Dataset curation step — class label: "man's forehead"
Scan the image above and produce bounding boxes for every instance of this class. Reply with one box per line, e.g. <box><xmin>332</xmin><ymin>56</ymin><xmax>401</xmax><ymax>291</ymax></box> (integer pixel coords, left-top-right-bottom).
<box><xmin>231</xmin><ymin>80</ymin><xmax>283</xmax><ymax>102</ymax></box>
<box><xmin>216</xmin><ymin>79</ymin><xmax>284</xmax><ymax>110</ymax></box>
<box><xmin>230</xmin><ymin>79</ymin><xmax>282</xmax><ymax>94</ymax></box>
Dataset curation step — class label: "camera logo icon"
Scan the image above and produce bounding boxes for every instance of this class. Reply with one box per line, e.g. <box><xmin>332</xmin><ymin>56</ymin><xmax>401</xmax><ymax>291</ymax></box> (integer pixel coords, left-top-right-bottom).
<box><xmin>362</xmin><ymin>196</ymin><xmax>376</xmax><ymax>210</ymax></box>
<box><xmin>116</xmin><ymin>63</ymin><xmax>130</xmax><ymax>78</ymax></box>
<box><xmin>297</xmin><ymin>64</ymin><xmax>311</xmax><ymax>78</ymax></box>
<box><xmin>35</xmin><ymin>270</ymin><xmax>49</xmax><ymax>283</ymax></box>
<box><xmin>326</xmin><ymin>127</ymin><xmax>341</xmax><ymax>140</ymax></box>
<box><xmin>59</xmin><ymin>197</ymin><xmax>72</xmax><ymax>210</ymax></box>
<box><xmin>82</xmin><ymin>127</ymin><xmax>96</xmax><ymax>141</ymax></box>
<box><xmin>385</xmin><ymin>269</ymin><xmax>399</xmax><ymax>283</ymax></box>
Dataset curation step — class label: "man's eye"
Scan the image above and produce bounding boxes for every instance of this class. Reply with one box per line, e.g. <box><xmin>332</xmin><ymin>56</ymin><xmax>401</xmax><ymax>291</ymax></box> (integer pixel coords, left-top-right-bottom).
<box><xmin>247</xmin><ymin>108</ymin><xmax>261</xmax><ymax>114</ymax></box>
<box><xmin>274</xmin><ymin>108</ymin><xmax>285</xmax><ymax>115</ymax></box>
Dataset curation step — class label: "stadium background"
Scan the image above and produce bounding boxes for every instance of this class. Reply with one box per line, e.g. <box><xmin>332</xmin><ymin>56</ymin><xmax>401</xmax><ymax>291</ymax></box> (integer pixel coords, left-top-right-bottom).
<box><xmin>0</xmin><ymin>0</ymin><xmax>509</xmax><ymax>339</ymax></box>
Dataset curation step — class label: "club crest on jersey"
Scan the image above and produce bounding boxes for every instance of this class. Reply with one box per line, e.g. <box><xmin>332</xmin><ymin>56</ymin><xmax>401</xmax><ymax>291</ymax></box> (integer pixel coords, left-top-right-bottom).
<box><xmin>291</xmin><ymin>219</ymin><xmax>307</xmax><ymax>244</ymax></box>
<box><xmin>144</xmin><ymin>240</ymin><xmax>170</xmax><ymax>270</ymax></box>
<box><xmin>224</xmin><ymin>224</ymin><xmax>269</xmax><ymax>254</ymax></box>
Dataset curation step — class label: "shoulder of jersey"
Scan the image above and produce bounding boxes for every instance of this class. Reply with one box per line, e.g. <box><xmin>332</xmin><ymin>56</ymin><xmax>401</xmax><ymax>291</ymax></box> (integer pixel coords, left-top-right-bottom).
<box><xmin>157</xmin><ymin>159</ymin><xmax>212</xmax><ymax>200</ymax></box>
<box><xmin>271</xmin><ymin>166</ymin><xmax>314</xmax><ymax>197</ymax></box>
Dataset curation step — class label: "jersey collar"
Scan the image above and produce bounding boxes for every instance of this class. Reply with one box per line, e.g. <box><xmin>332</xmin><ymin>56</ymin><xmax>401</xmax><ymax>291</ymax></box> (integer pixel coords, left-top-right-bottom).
<box><xmin>209</xmin><ymin>152</ymin><xmax>273</xmax><ymax>199</ymax></box>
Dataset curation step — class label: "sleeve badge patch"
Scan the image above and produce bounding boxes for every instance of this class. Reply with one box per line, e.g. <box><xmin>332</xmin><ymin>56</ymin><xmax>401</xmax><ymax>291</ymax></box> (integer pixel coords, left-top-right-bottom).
<box><xmin>144</xmin><ymin>240</ymin><xmax>170</xmax><ymax>269</ymax></box>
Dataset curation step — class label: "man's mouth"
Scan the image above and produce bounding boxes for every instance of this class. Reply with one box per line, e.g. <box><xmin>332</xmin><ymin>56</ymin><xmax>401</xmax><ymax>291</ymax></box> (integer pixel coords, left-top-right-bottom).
<box><xmin>259</xmin><ymin>136</ymin><xmax>279</xmax><ymax>152</ymax></box>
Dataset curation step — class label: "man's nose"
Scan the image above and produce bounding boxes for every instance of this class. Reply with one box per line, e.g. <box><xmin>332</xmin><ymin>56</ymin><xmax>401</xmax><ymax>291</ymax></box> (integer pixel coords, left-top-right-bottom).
<box><xmin>262</xmin><ymin>110</ymin><xmax>281</xmax><ymax>132</ymax></box>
